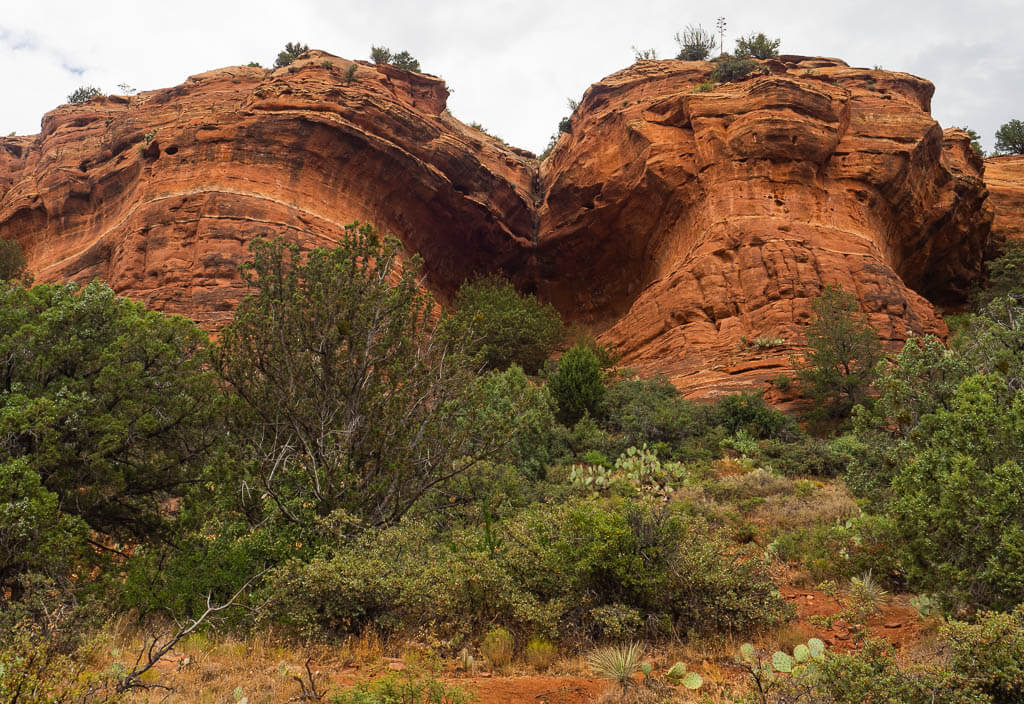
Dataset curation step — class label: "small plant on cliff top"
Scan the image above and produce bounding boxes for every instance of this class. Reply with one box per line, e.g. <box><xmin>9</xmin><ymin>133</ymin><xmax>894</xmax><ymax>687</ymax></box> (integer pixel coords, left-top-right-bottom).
<box><xmin>710</xmin><ymin>55</ymin><xmax>758</xmax><ymax>82</ymax></box>
<box><xmin>274</xmin><ymin>42</ymin><xmax>308</xmax><ymax>68</ymax></box>
<box><xmin>674</xmin><ymin>24</ymin><xmax>716</xmax><ymax>60</ymax></box>
<box><xmin>735</xmin><ymin>32</ymin><xmax>781</xmax><ymax>59</ymax></box>
<box><xmin>370</xmin><ymin>46</ymin><xmax>421</xmax><ymax>72</ymax></box>
<box><xmin>995</xmin><ymin>119</ymin><xmax>1024</xmax><ymax>155</ymax></box>
<box><xmin>67</xmin><ymin>85</ymin><xmax>102</xmax><ymax>104</ymax></box>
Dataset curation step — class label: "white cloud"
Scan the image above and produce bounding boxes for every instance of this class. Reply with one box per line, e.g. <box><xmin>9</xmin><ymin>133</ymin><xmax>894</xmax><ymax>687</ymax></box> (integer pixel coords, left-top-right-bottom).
<box><xmin>1</xmin><ymin>0</ymin><xmax>1021</xmax><ymax>153</ymax></box>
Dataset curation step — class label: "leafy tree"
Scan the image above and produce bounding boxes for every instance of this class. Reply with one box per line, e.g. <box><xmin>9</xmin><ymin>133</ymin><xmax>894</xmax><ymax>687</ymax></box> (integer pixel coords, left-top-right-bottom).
<box><xmin>449</xmin><ymin>275</ymin><xmax>564</xmax><ymax>375</ymax></box>
<box><xmin>0</xmin><ymin>282</ymin><xmax>221</xmax><ymax>540</ymax></box>
<box><xmin>66</xmin><ymin>86</ymin><xmax>102</xmax><ymax>105</ymax></box>
<box><xmin>548</xmin><ymin>344</ymin><xmax>605</xmax><ymax>425</ymax></box>
<box><xmin>370</xmin><ymin>46</ymin><xmax>421</xmax><ymax>72</ymax></box>
<box><xmin>216</xmin><ymin>225</ymin><xmax>539</xmax><ymax>529</ymax></box>
<box><xmin>734</xmin><ymin>32</ymin><xmax>781</xmax><ymax>59</ymax></box>
<box><xmin>274</xmin><ymin>41</ymin><xmax>309</xmax><ymax>68</ymax></box>
<box><xmin>994</xmin><ymin>119</ymin><xmax>1024</xmax><ymax>155</ymax></box>
<box><xmin>674</xmin><ymin>25</ymin><xmax>716</xmax><ymax>61</ymax></box>
<box><xmin>797</xmin><ymin>285</ymin><xmax>883</xmax><ymax>417</ymax></box>
<box><xmin>0</xmin><ymin>239</ymin><xmax>28</xmax><ymax>284</ymax></box>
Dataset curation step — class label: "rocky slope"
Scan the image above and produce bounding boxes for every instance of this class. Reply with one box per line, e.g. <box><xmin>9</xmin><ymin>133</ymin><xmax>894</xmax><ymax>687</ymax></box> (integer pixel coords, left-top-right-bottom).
<box><xmin>0</xmin><ymin>51</ymin><xmax>996</xmax><ymax>397</ymax></box>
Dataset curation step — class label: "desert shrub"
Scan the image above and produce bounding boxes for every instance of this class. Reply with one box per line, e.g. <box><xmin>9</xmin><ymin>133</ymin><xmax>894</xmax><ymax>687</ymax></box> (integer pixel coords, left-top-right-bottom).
<box><xmin>710</xmin><ymin>55</ymin><xmax>758</xmax><ymax>82</ymax></box>
<box><xmin>449</xmin><ymin>276</ymin><xmax>564</xmax><ymax>374</ymax></box>
<box><xmin>798</xmin><ymin>285</ymin><xmax>884</xmax><ymax>418</ymax></box>
<box><xmin>734</xmin><ymin>32</ymin><xmax>781</xmax><ymax>59</ymax></box>
<box><xmin>995</xmin><ymin>119</ymin><xmax>1024</xmax><ymax>155</ymax></box>
<box><xmin>754</xmin><ymin>437</ymin><xmax>849</xmax><ymax>477</ymax></box>
<box><xmin>274</xmin><ymin>42</ymin><xmax>308</xmax><ymax>68</ymax></box>
<box><xmin>481</xmin><ymin>627</ymin><xmax>514</xmax><ymax>668</ymax></box>
<box><xmin>889</xmin><ymin>373</ymin><xmax>1024</xmax><ymax>612</ymax></box>
<box><xmin>549</xmin><ymin>344</ymin><xmax>606</xmax><ymax>425</ymax></box>
<box><xmin>601</xmin><ymin>375</ymin><xmax>704</xmax><ymax>451</ymax></box>
<box><xmin>942</xmin><ymin>606</ymin><xmax>1024</xmax><ymax>703</ymax></box>
<box><xmin>704</xmin><ymin>392</ymin><xmax>797</xmax><ymax>440</ymax></box>
<box><xmin>331</xmin><ymin>672</ymin><xmax>474</xmax><ymax>704</ymax></box>
<box><xmin>674</xmin><ymin>25</ymin><xmax>716</xmax><ymax>60</ymax></box>
<box><xmin>261</xmin><ymin>499</ymin><xmax>787</xmax><ymax>642</ymax></box>
<box><xmin>771</xmin><ymin>513</ymin><xmax>904</xmax><ymax>586</ymax></box>
<box><xmin>524</xmin><ymin>637</ymin><xmax>558</xmax><ymax>669</ymax></box>
<box><xmin>370</xmin><ymin>46</ymin><xmax>421</xmax><ymax>72</ymax></box>
<box><xmin>66</xmin><ymin>86</ymin><xmax>102</xmax><ymax>104</ymax></box>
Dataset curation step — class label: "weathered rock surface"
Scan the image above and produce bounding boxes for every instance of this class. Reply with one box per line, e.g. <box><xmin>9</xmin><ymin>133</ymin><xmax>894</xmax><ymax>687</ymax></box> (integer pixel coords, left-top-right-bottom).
<box><xmin>0</xmin><ymin>52</ymin><xmax>995</xmax><ymax>398</ymax></box>
<box><xmin>536</xmin><ymin>58</ymin><xmax>991</xmax><ymax>397</ymax></box>
<box><xmin>984</xmin><ymin>155</ymin><xmax>1024</xmax><ymax>247</ymax></box>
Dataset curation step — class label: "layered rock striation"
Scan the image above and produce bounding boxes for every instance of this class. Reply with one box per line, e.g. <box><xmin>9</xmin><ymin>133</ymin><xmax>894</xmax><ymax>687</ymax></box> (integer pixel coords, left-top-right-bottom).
<box><xmin>984</xmin><ymin>155</ymin><xmax>1024</xmax><ymax>247</ymax></box>
<box><xmin>0</xmin><ymin>52</ymin><xmax>995</xmax><ymax>397</ymax></box>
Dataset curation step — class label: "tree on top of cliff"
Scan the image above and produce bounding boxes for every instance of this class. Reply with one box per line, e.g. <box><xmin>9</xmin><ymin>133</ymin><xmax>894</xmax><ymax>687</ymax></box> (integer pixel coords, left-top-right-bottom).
<box><xmin>674</xmin><ymin>25</ymin><xmax>717</xmax><ymax>61</ymax></box>
<box><xmin>734</xmin><ymin>32</ymin><xmax>781</xmax><ymax>59</ymax></box>
<box><xmin>995</xmin><ymin>119</ymin><xmax>1024</xmax><ymax>155</ymax></box>
<box><xmin>797</xmin><ymin>284</ymin><xmax>884</xmax><ymax>418</ymax></box>
<box><xmin>370</xmin><ymin>46</ymin><xmax>421</xmax><ymax>72</ymax></box>
<box><xmin>274</xmin><ymin>42</ymin><xmax>309</xmax><ymax>68</ymax></box>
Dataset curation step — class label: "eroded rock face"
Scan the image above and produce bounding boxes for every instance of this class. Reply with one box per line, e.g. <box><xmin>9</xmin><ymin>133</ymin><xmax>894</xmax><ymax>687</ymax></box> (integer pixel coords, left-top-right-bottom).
<box><xmin>536</xmin><ymin>58</ymin><xmax>991</xmax><ymax>397</ymax></box>
<box><xmin>984</xmin><ymin>155</ymin><xmax>1024</xmax><ymax>247</ymax></box>
<box><xmin>0</xmin><ymin>52</ymin><xmax>994</xmax><ymax>398</ymax></box>
<box><xmin>0</xmin><ymin>51</ymin><xmax>536</xmax><ymax>328</ymax></box>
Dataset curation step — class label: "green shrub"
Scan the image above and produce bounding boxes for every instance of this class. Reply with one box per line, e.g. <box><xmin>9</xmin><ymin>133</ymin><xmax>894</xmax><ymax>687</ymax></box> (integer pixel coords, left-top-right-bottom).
<box><xmin>705</xmin><ymin>392</ymin><xmax>797</xmax><ymax>439</ymax></box>
<box><xmin>674</xmin><ymin>25</ymin><xmax>716</xmax><ymax>60</ymax></box>
<box><xmin>710</xmin><ymin>55</ymin><xmax>758</xmax><ymax>82</ymax></box>
<box><xmin>771</xmin><ymin>513</ymin><xmax>903</xmax><ymax>586</ymax></box>
<box><xmin>450</xmin><ymin>276</ymin><xmax>564</xmax><ymax>374</ymax></box>
<box><xmin>66</xmin><ymin>86</ymin><xmax>102</xmax><ymax>104</ymax></box>
<box><xmin>735</xmin><ymin>32</ymin><xmax>781</xmax><ymax>59</ymax></box>
<box><xmin>274</xmin><ymin>42</ymin><xmax>308</xmax><ymax>68</ymax></box>
<box><xmin>549</xmin><ymin>345</ymin><xmax>606</xmax><ymax>425</ymax></box>
<box><xmin>330</xmin><ymin>672</ymin><xmax>475</xmax><ymax>704</ymax></box>
<box><xmin>974</xmin><ymin>241</ymin><xmax>1024</xmax><ymax>309</ymax></box>
<box><xmin>524</xmin><ymin>637</ymin><xmax>558</xmax><ymax>669</ymax></box>
<box><xmin>601</xmin><ymin>375</ymin><xmax>703</xmax><ymax>451</ymax></box>
<box><xmin>370</xmin><ymin>46</ymin><xmax>421</xmax><ymax>72</ymax></box>
<box><xmin>942</xmin><ymin>606</ymin><xmax>1024</xmax><ymax>702</ymax></box>
<box><xmin>755</xmin><ymin>437</ymin><xmax>849</xmax><ymax>477</ymax></box>
<box><xmin>480</xmin><ymin>627</ymin><xmax>514</xmax><ymax>668</ymax></box>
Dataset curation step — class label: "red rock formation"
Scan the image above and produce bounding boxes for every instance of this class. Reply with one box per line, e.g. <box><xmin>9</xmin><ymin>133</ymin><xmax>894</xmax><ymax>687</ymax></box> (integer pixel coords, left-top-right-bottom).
<box><xmin>537</xmin><ymin>58</ymin><xmax>991</xmax><ymax>397</ymax></box>
<box><xmin>0</xmin><ymin>52</ymin><xmax>994</xmax><ymax>398</ymax></box>
<box><xmin>984</xmin><ymin>155</ymin><xmax>1024</xmax><ymax>246</ymax></box>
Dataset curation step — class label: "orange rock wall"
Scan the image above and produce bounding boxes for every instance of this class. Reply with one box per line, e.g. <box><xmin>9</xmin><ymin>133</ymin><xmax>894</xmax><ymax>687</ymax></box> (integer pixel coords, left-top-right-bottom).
<box><xmin>0</xmin><ymin>53</ymin><xmax>996</xmax><ymax>398</ymax></box>
<box><xmin>984</xmin><ymin>155</ymin><xmax>1024</xmax><ymax>247</ymax></box>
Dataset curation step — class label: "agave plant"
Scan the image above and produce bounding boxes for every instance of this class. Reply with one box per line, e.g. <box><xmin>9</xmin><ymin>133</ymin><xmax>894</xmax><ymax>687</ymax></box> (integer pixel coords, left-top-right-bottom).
<box><xmin>587</xmin><ymin>642</ymin><xmax>645</xmax><ymax>689</ymax></box>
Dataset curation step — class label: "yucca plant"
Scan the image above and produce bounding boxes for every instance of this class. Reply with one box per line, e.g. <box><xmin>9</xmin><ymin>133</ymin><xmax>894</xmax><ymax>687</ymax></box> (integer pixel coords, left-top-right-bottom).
<box><xmin>848</xmin><ymin>570</ymin><xmax>888</xmax><ymax>625</ymax></box>
<box><xmin>587</xmin><ymin>642</ymin><xmax>645</xmax><ymax>690</ymax></box>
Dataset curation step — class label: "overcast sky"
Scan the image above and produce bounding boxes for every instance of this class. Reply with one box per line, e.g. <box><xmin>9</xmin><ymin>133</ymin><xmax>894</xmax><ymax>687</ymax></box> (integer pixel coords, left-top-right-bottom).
<box><xmin>2</xmin><ymin>0</ymin><xmax>1022</xmax><ymax>154</ymax></box>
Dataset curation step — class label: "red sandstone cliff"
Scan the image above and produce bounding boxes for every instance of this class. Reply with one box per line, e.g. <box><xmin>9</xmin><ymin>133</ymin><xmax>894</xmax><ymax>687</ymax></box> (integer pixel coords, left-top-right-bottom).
<box><xmin>984</xmin><ymin>155</ymin><xmax>1024</xmax><ymax>247</ymax></box>
<box><xmin>0</xmin><ymin>51</ymin><xmax>996</xmax><ymax>398</ymax></box>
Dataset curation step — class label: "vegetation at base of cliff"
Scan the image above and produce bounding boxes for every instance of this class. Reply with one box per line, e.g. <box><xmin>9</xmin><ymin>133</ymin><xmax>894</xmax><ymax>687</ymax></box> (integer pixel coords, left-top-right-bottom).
<box><xmin>2</xmin><ymin>223</ymin><xmax>1024</xmax><ymax>700</ymax></box>
<box><xmin>0</xmin><ymin>239</ymin><xmax>29</xmax><ymax>284</ymax></box>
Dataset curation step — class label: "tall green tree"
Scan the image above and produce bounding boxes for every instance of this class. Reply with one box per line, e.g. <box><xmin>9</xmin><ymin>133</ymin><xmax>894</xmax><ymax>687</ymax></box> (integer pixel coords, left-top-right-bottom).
<box><xmin>994</xmin><ymin>119</ymin><xmax>1024</xmax><ymax>155</ymax></box>
<box><xmin>216</xmin><ymin>225</ymin><xmax>540</xmax><ymax>529</ymax></box>
<box><xmin>797</xmin><ymin>285</ymin><xmax>883</xmax><ymax>417</ymax></box>
<box><xmin>548</xmin><ymin>344</ymin><xmax>605</xmax><ymax>425</ymax></box>
<box><xmin>0</xmin><ymin>282</ymin><xmax>221</xmax><ymax>540</ymax></box>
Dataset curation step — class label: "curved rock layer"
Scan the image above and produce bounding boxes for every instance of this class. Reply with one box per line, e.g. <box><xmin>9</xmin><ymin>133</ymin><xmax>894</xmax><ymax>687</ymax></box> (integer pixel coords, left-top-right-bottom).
<box><xmin>537</xmin><ymin>58</ymin><xmax>991</xmax><ymax>397</ymax></box>
<box><xmin>0</xmin><ymin>52</ymin><xmax>995</xmax><ymax>397</ymax></box>
<box><xmin>984</xmin><ymin>155</ymin><xmax>1024</xmax><ymax>247</ymax></box>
